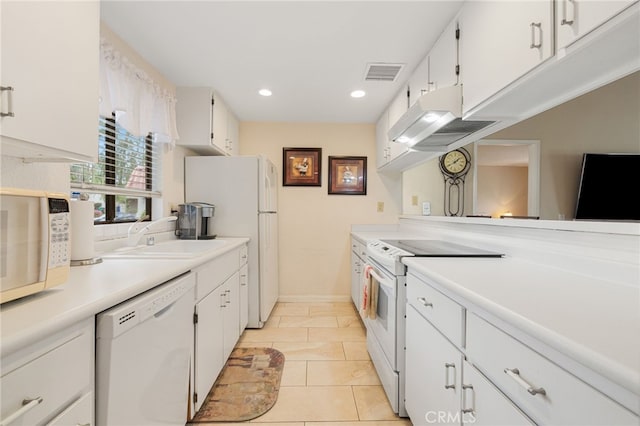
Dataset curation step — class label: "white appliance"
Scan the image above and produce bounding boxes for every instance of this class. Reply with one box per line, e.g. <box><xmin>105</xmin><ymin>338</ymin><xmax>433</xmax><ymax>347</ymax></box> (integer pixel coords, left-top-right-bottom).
<box><xmin>365</xmin><ymin>239</ymin><xmax>503</xmax><ymax>417</ymax></box>
<box><xmin>96</xmin><ymin>273</ymin><xmax>195</xmax><ymax>426</ymax></box>
<box><xmin>185</xmin><ymin>155</ymin><xmax>279</xmax><ymax>328</ymax></box>
<box><xmin>0</xmin><ymin>188</ymin><xmax>70</xmax><ymax>304</ymax></box>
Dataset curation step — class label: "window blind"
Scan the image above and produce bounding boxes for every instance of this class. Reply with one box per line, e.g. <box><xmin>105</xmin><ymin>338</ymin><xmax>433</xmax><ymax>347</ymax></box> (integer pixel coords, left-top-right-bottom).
<box><xmin>71</xmin><ymin>116</ymin><xmax>161</xmax><ymax>198</ymax></box>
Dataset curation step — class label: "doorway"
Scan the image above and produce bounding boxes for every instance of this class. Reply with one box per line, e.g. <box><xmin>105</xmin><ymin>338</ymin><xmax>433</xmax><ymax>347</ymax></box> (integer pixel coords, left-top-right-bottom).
<box><xmin>472</xmin><ymin>140</ymin><xmax>540</xmax><ymax>218</ymax></box>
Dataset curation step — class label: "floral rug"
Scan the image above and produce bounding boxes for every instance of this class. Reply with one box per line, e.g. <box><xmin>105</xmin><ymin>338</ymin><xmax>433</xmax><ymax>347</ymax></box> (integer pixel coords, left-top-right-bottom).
<box><xmin>190</xmin><ymin>347</ymin><xmax>285</xmax><ymax>423</ymax></box>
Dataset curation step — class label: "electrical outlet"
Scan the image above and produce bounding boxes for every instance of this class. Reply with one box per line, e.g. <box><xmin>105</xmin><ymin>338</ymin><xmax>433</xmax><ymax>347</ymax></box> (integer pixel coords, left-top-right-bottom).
<box><xmin>377</xmin><ymin>202</ymin><xmax>384</xmax><ymax>212</ymax></box>
<box><xmin>411</xmin><ymin>195</ymin><xmax>418</xmax><ymax>206</ymax></box>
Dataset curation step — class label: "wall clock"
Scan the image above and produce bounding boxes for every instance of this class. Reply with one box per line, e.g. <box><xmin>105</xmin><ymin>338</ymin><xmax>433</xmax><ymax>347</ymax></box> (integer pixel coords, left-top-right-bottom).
<box><xmin>439</xmin><ymin>147</ymin><xmax>471</xmax><ymax>216</ymax></box>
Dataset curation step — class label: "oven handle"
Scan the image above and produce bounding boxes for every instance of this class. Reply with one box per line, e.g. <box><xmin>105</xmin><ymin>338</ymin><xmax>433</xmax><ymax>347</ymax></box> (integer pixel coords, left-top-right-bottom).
<box><xmin>367</xmin><ymin>267</ymin><xmax>395</xmax><ymax>294</ymax></box>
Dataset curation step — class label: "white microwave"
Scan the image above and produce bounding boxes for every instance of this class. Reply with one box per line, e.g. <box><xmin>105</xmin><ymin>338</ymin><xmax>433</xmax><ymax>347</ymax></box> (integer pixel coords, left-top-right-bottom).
<box><xmin>0</xmin><ymin>188</ymin><xmax>70</xmax><ymax>304</ymax></box>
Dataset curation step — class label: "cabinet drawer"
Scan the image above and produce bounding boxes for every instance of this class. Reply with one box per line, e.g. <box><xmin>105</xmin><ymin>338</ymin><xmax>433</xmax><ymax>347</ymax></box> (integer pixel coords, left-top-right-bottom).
<box><xmin>351</xmin><ymin>238</ymin><xmax>366</xmax><ymax>258</ymax></box>
<box><xmin>466</xmin><ymin>313</ymin><xmax>638</xmax><ymax>425</ymax></box>
<box><xmin>47</xmin><ymin>391</ymin><xmax>93</xmax><ymax>426</ymax></box>
<box><xmin>195</xmin><ymin>249</ymin><xmax>239</xmax><ymax>300</ymax></box>
<box><xmin>407</xmin><ymin>273</ymin><xmax>463</xmax><ymax>347</ymax></box>
<box><xmin>0</xmin><ymin>323</ymin><xmax>92</xmax><ymax>425</ymax></box>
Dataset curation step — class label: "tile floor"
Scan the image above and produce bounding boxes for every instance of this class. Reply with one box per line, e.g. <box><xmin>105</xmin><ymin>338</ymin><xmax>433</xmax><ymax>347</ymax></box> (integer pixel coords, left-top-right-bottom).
<box><xmin>197</xmin><ymin>301</ymin><xmax>412</xmax><ymax>426</ymax></box>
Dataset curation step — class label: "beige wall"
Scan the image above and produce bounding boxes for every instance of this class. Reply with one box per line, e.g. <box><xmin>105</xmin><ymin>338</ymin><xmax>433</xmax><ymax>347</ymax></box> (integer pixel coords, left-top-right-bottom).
<box><xmin>240</xmin><ymin>122</ymin><xmax>400</xmax><ymax>301</ymax></box>
<box><xmin>403</xmin><ymin>72</ymin><xmax>640</xmax><ymax>219</ymax></box>
<box><xmin>476</xmin><ymin>166</ymin><xmax>528</xmax><ymax>217</ymax></box>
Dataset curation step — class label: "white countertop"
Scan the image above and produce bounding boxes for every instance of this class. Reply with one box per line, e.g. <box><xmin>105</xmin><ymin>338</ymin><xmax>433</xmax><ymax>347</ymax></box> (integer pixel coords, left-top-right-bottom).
<box><xmin>403</xmin><ymin>256</ymin><xmax>640</xmax><ymax>399</ymax></box>
<box><xmin>0</xmin><ymin>237</ymin><xmax>249</xmax><ymax>357</ymax></box>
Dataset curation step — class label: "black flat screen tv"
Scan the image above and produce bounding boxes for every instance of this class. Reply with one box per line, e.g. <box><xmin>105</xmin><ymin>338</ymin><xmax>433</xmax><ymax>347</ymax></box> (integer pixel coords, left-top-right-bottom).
<box><xmin>575</xmin><ymin>153</ymin><xmax>640</xmax><ymax>221</ymax></box>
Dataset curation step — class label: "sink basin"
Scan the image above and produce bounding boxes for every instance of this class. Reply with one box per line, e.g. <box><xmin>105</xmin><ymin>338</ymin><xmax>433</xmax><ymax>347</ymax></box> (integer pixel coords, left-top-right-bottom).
<box><xmin>102</xmin><ymin>239</ymin><xmax>228</xmax><ymax>259</ymax></box>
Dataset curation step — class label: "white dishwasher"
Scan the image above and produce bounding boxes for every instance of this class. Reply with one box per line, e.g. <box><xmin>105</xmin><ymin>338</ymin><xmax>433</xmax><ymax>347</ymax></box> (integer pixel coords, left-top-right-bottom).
<box><xmin>96</xmin><ymin>272</ymin><xmax>195</xmax><ymax>426</ymax></box>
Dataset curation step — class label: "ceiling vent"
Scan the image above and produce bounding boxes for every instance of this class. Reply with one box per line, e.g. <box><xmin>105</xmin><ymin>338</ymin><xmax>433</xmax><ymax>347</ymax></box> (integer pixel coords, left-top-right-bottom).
<box><xmin>364</xmin><ymin>63</ymin><xmax>404</xmax><ymax>82</ymax></box>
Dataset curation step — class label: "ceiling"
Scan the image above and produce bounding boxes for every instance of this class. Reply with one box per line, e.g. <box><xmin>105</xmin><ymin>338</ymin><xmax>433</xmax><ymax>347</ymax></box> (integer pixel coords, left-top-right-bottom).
<box><xmin>100</xmin><ymin>1</ymin><xmax>464</xmax><ymax>124</ymax></box>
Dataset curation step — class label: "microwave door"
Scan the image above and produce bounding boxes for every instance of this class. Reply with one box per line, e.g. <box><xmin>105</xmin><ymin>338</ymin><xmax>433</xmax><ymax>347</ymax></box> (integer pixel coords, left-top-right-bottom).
<box><xmin>0</xmin><ymin>195</ymin><xmax>46</xmax><ymax>293</ymax></box>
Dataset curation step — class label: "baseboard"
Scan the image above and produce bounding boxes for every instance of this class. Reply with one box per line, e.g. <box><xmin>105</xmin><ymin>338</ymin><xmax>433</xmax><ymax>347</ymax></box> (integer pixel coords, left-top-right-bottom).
<box><xmin>277</xmin><ymin>295</ymin><xmax>352</xmax><ymax>303</ymax></box>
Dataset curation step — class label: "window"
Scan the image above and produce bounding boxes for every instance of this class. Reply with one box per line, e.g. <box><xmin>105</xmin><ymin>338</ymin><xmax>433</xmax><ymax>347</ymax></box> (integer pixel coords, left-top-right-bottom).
<box><xmin>71</xmin><ymin>115</ymin><xmax>161</xmax><ymax>224</ymax></box>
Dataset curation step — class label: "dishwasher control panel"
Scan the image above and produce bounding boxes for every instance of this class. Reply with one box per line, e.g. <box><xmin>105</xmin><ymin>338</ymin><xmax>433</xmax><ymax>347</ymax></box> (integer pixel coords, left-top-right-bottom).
<box><xmin>96</xmin><ymin>272</ymin><xmax>195</xmax><ymax>339</ymax></box>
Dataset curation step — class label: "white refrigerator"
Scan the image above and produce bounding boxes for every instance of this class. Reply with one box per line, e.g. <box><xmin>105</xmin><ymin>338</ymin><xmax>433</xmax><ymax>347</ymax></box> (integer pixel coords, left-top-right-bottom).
<box><xmin>184</xmin><ymin>155</ymin><xmax>279</xmax><ymax>328</ymax></box>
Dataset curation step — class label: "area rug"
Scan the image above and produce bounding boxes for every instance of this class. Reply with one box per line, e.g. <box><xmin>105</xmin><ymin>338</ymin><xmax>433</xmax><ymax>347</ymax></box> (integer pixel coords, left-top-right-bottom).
<box><xmin>191</xmin><ymin>347</ymin><xmax>285</xmax><ymax>423</ymax></box>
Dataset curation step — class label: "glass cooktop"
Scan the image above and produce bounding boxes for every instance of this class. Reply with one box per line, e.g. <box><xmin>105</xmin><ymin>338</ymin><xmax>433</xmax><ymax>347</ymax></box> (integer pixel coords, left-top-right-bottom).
<box><xmin>380</xmin><ymin>239</ymin><xmax>503</xmax><ymax>258</ymax></box>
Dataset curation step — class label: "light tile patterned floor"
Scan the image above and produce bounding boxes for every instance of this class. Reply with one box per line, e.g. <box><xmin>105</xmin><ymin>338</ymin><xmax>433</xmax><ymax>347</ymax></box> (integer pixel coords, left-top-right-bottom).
<box><xmin>201</xmin><ymin>302</ymin><xmax>412</xmax><ymax>426</ymax></box>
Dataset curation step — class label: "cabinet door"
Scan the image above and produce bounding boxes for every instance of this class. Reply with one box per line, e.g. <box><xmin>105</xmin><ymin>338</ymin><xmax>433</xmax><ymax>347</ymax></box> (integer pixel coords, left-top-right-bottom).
<box><xmin>459</xmin><ymin>0</ymin><xmax>553</xmax><ymax>114</ymax></box>
<box><xmin>222</xmin><ymin>272</ymin><xmax>240</xmax><ymax>360</ymax></box>
<box><xmin>408</xmin><ymin>56</ymin><xmax>430</xmax><ymax>106</ymax></box>
<box><xmin>239</xmin><ymin>264</ymin><xmax>249</xmax><ymax>332</ymax></box>
<box><xmin>226</xmin><ymin>110</ymin><xmax>239</xmax><ymax>155</ymax></box>
<box><xmin>405</xmin><ymin>306</ymin><xmax>462</xmax><ymax>426</ymax></box>
<box><xmin>351</xmin><ymin>251</ymin><xmax>362</xmax><ymax>308</ymax></box>
<box><xmin>375</xmin><ymin>111</ymin><xmax>390</xmax><ymax>168</ymax></box>
<box><xmin>195</xmin><ymin>287</ymin><xmax>225</xmax><ymax>412</ymax></box>
<box><xmin>387</xmin><ymin>89</ymin><xmax>410</xmax><ymax>161</ymax></box>
<box><xmin>176</xmin><ymin>87</ymin><xmax>215</xmax><ymax>150</ymax></box>
<box><xmin>0</xmin><ymin>1</ymin><xmax>99</xmax><ymax>162</ymax></box>
<box><xmin>556</xmin><ymin>0</ymin><xmax>636</xmax><ymax>49</ymax></box>
<box><xmin>461</xmin><ymin>360</ymin><xmax>533</xmax><ymax>425</ymax></box>
<box><xmin>429</xmin><ymin>17</ymin><xmax>459</xmax><ymax>92</ymax></box>
<box><xmin>212</xmin><ymin>92</ymin><xmax>228</xmax><ymax>154</ymax></box>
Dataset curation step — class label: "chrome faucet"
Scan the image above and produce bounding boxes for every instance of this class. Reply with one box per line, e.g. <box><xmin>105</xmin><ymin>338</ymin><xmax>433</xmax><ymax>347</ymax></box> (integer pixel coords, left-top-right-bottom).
<box><xmin>127</xmin><ymin>215</ymin><xmax>178</xmax><ymax>247</ymax></box>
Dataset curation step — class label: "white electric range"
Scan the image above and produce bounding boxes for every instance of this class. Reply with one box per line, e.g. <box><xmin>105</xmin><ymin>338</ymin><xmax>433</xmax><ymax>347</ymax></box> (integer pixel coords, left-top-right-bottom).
<box><xmin>364</xmin><ymin>239</ymin><xmax>503</xmax><ymax>417</ymax></box>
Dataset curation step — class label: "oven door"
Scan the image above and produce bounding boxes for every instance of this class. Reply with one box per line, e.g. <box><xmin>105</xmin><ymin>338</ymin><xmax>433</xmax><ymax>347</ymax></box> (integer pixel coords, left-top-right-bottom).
<box><xmin>364</xmin><ymin>257</ymin><xmax>397</xmax><ymax>369</ymax></box>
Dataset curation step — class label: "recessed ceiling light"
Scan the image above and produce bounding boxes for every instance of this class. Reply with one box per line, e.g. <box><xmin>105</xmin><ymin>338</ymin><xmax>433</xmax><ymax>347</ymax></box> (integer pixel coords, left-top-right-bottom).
<box><xmin>259</xmin><ymin>89</ymin><xmax>272</xmax><ymax>97</ymax></box>
<box><xmin>350</xmin><ymin>90</ymin><xmax>366</xmax><ymax>98</ymax></box>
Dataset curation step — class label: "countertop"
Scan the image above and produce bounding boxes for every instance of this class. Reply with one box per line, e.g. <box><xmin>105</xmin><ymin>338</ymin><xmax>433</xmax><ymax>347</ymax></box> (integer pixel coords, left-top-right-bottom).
<box><xmin>0</xmin><ymin>237</ymin><xmax>249</xmax><ymax>357</ymax></box>
<box><xmin>403</xmin><ymin>256</ymin><xmax>640</xmax><ymax>404</ymax></box>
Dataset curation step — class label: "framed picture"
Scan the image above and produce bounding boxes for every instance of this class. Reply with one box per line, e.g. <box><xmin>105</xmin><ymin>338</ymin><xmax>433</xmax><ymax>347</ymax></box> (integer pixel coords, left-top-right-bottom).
<box><xmin>328</xmin><ymin>156</ymin><xmax>367</xmax><ymax>195</ymax></box>
<box><xmin>283</xmin><ymin>147</ymin><xmax>322</xmax><ymax>186</ymax></box>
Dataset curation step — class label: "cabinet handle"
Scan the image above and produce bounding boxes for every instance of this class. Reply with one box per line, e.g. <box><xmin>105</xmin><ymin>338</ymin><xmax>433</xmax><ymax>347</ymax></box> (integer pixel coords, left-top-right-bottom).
<box><xmin>417</xmin><ymin>297</ymin><xmax>433</xmax><ymax>308</ymax></box>
<box><xmin>0</xmin><ymin>396</ymin><xmax>43</xmax><ymax>426</ymax></box>
<box><xmin>504</xmin><ymin>368</ymin><xmax>546</xmax><ymax>396</ymax></box>
<box><xmin>530</xmin><ymin>22</ymin><xmax>542</xmax><ymax>49</ymax></box>
<box><xmin>220</xmin><ymin>292</ymin><xmax>226</xmax><ymax>308</ymax></box>
<box><xmin>461</xmin><ymin>384</ymin><xmax>474</xmax><ymax>414</ymax></box>
<box><xmin>561</xmin><ymin>0</ymin><xmax>575</xmax><ymax>25</ymax></box>
<box><xmin>1</xmin><ymin>86</ymin><xmax>15</xmax><ymax>118</ymax></box>
<box><xmin>444</xmin><ymin>363</ymin><xmax>456</xmax><ymax>390</ymax></box>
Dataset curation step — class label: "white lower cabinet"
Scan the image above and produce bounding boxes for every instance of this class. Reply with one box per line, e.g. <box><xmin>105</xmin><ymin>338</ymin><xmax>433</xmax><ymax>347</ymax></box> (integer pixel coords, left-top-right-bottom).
<box><xmin>405</xmin><ymin>270</ymin><xmax>638</xmax><ymax>426</ymax></box>
<box><xmin>192</xmin><ymin>245</ymin><xmax>248</xmax><ymax>414</ymax></box>
<box><xmin>222</xmin><ymin>272</ymin><xmax>240</xmax><ymax>361</ymax></box>
<box><xmin>466</xmin><ymin>313</ymin><xmax>638</xmax><ymax>425</ymax></box>
<box><xmin>405</xmin><ymin>305</ymin><xmax>462</xmax><ymax>426</ymax></box>
<box><xmin>194</xmin><ymin>284</ymin><xmax>226</xmax><ymax>413</ymax></box>
<box><xmin>239</xmin><ymin>263</ymin><xmax>249</xmax><ymax>332</ymax></box>
<box><xmin>0</xmin><ymin>318</ymin><xmax>94</xmax><ymax>426</ymax></box>
<box><xmin>461</xmin><ymin>360</ymin><xmax>532</xmax><ymax>425</ymax></box>
<box><xmin>350</xmin><ymin>238</ymin><xmax>366</xmax><ymax>309</ymax></box>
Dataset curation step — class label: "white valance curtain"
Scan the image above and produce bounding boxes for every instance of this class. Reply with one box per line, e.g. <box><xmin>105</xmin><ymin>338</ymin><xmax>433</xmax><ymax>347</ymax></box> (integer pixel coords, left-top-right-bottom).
<box><xmin>98</xmin><ymin>38</ymin><xmax>179</xmax><ymax>145</ymax></box>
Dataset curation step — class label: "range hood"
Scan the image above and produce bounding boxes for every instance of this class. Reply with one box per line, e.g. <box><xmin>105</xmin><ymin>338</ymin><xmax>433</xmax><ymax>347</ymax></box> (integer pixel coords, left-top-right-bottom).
<box><xmin>387</xmin><ymin>85</ymin><xmax>496</xmax><ymax>151</ymax></box>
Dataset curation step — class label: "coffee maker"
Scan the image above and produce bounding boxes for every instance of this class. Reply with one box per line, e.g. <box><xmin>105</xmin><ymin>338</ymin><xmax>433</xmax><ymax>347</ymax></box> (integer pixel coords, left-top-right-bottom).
<box><xmin>176</xmin><ymin>202</ymin><xmax>216</xmax><ymax>240</ymax></box>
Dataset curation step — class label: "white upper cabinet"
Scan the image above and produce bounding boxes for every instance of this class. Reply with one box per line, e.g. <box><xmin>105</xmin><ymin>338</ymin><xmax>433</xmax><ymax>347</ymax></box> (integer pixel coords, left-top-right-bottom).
<box><xmin>226</xmin><ymin>110</ymin><xmax>240</xmax><ymax>156</ymax></box>
<box><xmin>176</xmin><ymin>87</ymin><xmax>239</xmax><ymax>155</ymax></box>
<box><xmin>556</xmin><ymin>0</ymin><xmax>637</xmax><ymax>50</ymax></box>
<box><xmin>375</xmin><ymin>110</ymin><xmax>390</xmax><ymax>168</ymax></box>
<box><xmin>407</xmin><ymin>57</ymin><xmax>429</xmax><ymax>107</ymax></box>
<box><xmin>0</xmin><ymin>1</ymin><xmax>99</xmax><ymax>162</ymax></box>
<box><xmin>459</xmin><ymin>0</ymin><xmax>554</xmax><ymax>115</ymax></box>
<box><xmin>428</xmin><ymin>17</ymin><xmax>460</xmax><ymax>93</ymax></box>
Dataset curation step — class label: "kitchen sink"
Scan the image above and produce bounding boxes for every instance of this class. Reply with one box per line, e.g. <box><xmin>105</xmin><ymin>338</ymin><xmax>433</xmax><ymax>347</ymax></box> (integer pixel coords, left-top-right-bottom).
<box><xmin>102</xmin><ymin>239</ymin><xmax>228</xmax><ymax>259</ymax></box>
